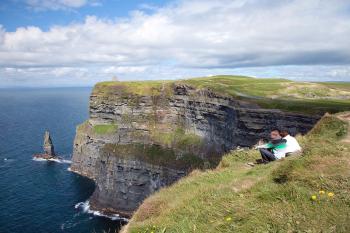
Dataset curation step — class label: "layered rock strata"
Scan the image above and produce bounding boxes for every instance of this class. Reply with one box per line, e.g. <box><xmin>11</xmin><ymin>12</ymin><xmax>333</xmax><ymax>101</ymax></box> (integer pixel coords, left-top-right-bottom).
<box><xmin>70</xmin><ymin>82</ymin><xmax>320</xmax><ymax>217</ymax></box>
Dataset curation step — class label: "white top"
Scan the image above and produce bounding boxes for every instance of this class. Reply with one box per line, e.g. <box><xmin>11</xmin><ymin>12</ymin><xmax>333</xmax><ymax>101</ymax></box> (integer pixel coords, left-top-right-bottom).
<box><xmin>283</xmin><ymin>135</ymin><xmax>302</xmax><ymax>153</ymax></box>
<box><xmin>256</xmin><ymin>142</ymin><xmax>287</xmax><ymax>159</ymax></box>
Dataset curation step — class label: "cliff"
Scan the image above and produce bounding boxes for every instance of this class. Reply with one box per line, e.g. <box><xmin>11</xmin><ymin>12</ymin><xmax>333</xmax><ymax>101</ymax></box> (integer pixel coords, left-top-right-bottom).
<box><xmin>69</xmin><ymin>76</ymin><xmax>332</xmax><ymax>218</ymax></box>
<box><xmin>122</xmin><ymin>113</ymin><xmax>350</xmax><ymax>233</ymax></box>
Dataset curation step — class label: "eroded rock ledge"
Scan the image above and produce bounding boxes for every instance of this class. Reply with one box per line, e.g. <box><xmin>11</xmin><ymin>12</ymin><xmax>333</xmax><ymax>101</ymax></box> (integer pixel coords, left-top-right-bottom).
<box><xmin>70</xmin><ymin>81</ymin><xmax>320</xmax><ymax>217</ymax></box>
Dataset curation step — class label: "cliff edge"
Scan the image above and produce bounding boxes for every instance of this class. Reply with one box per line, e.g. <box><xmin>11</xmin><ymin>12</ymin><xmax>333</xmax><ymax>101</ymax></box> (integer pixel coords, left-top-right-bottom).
<box><xmin>70</xmin><ymin>76</ymin><xmax>349</xmax><ymax>217</ymax></box>
<box><xmin>122</xmin><ymin>113</ymin><xmax>350</xmax><ymax>232</ymax></box>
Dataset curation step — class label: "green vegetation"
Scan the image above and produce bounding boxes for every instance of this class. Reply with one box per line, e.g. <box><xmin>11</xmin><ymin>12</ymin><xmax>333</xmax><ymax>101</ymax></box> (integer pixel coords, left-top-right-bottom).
<box><xmin>93</xmin><ymin>75</ymin><xmax>350</xmax><ymax>115</ymax></box>
<box><xmin>94</xmin><ymin>80</ymin><xmax>173</xmax><ymax>97</ymax></box>
<box><xmin>124</xmin><ymin>114</ymin><xmax>350</xmax><ymax>233</ymax></box>
<box><xmin>253</xmin><ymin>98</ymin><xmax>350</xmax><ymax>115</ymax></box>
<box><xmin>319</xmin><ymin>82</ymin><xmax>350</xmax><ymax>92</ymax></box>
<box><xmin>93</xmin><ymin>123</ymin><xmax>118</xmax><ymax>135</ymax></box>
<box><xmin>180</xmin><ymin>75</ymin><xmax>292</xmax><ymax>98</ymax></box>
<box><xmin>178</xmin><ymin>76</ymin><xmax>350</xmax><ymax>100</ymax></box>
<box><xmin>102</xmin><ymin>143</ymin><xmax>205</xmax><ymax>170</ymax></box>
<box><xmin>178</xmin><ymin>76</ymin><xmax>350</xmax><ymax>114</ymax></box>
<box><xmin>151</xmin><ymin>127</ymin><xmax>203</xmax><ymax>150</ymax></box>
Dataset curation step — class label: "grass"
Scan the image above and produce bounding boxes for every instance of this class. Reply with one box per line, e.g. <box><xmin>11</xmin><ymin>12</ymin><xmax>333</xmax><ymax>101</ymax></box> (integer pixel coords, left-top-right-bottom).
<box><xmin>93</xmin><ymin>123</ymin><xmax>118</xmax><ymax>135</ymax></box>
<box><xmin>178</xmin><ymin>76</ymin><xmax>350</xmax><ymax>114</ymax></box>
<box><xmin>123</xmin><ymin>114</ymin><xmax>350</xmax><ymax>233</ymax></box>
<box><xmin>92</xmin><ymin>75</ymin><xmax>350</xmax><ymax>115</ymax></box>
<box><xmin>319</xmin><ymin>82</ymin><xmax>350</xmax><ymax>92</ymax></box>
<box><xmin>78</xmin><ymin>121</ymin><xmax>212</xmax><ymax>169</ymax></box>
<box><xmin>93</xmin><ymin>80</ymin><xmax>173</xmax><ymax>97</ymax></box>
<box><xmin>178</xmin><ymin>75</ymin><xmax>350</xmax><ymax>100</ymax></box>
<box><xmin>253</xmin><ymin>98</ymin><xmax>350</xmax><ymax>115</ymax></box>
<box><xmin>151</xmin><ymin>127</ymin><xmax>203</xmax><ymax>151</ymax></box>
<box><xmin>102</xmin><ymin>143</ymin><xmax>206</xmax><ymax>170</ymax></box>
<box><xmin>179</xmin><ymin>75</ymin><xmax>292</xmax><ymax>98</ymax></box>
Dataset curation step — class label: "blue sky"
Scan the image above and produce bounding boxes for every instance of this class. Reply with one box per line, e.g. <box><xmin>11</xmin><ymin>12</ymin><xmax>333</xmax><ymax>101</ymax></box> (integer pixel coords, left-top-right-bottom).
<box><xmin>0</xmin><ymin>0</ymin><xmax>168</xmax><ymax>31</ymax></box>
<box><xmin>0</xmin><ymin>0</ymin><xmax>350</xmax><ymax>87</ymax></box>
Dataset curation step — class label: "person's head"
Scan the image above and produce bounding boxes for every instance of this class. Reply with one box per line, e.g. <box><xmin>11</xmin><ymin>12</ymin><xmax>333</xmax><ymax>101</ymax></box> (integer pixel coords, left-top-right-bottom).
<box><xmin>280</xmin><ymin>129</ymin><xmax>289</xmax><ymax>137</ymax></box>
<box><xmin>270</xmin><ymin>129</ymin><xmax>282</xmax><ymax>140</ymax></box>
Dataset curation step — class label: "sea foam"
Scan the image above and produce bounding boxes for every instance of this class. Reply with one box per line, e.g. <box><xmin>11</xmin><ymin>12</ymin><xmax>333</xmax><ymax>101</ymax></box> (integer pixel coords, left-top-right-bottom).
<box><xmin>32</xmin><ymin>157</ymin><xmax>72</xmax><ymax>164</ymax></box>
<box><xmin>75</xmin><ymin>201</ymin><xmax>128</xmax><ymax>222</ymax></box>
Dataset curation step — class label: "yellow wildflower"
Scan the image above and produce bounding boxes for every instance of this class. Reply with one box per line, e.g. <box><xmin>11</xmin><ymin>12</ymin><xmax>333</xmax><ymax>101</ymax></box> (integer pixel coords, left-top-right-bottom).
<box><xmin>319</xmin><ymin>190</ymin><xmax>325</xmax><ymax>195</ymax></box>
<box><xmin>226</xmin><ymin>217</ymin><xmax>232</xmax><ymax>221</ymax></box>
<box><xmin>328</xmin><ymin>192</ymin><xmax>335</xmax><ymax>197</ymax></box>
<box><xmin>311</xmin><ymin>195</ymin><xmax>317</xmax><ymax>201</ymax></box>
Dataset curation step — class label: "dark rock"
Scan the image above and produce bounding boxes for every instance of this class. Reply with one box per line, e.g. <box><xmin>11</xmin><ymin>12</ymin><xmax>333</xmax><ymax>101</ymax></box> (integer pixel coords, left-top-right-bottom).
<box><xmin>43</xmin><ymin>130</ymin><xmax>55</xmax><ymax>156</ymax></box>
<box><xmin>33</xmin><ymin>130</ymin><xmax>57</xmax><ymax>159</ymax></box>
<box><xmin>70</xmin><ymin>83</ymin><xmax>321</xmax><ymax>217</ymax></box>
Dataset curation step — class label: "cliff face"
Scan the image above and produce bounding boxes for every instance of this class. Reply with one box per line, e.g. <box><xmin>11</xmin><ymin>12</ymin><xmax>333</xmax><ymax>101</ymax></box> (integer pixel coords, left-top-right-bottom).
<box><xmin>70</xmin><ymin>81</ymin><xmax>320</xmax><ymax>217</ymax></box>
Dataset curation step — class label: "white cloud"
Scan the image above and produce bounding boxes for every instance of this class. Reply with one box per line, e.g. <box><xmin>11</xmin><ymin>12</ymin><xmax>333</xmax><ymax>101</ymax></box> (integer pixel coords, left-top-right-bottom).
<box><xmin>102</xmin><ymin>66</ymin><xmax>147</xmax><ymax>74</ymax></box>
<box><xmin>1</xmin><ymin>0</ymin><xmax>350</xmax><ymax>86</ymax></box>
<box><xmin>329</xmin><ymin>67</ymin><xmax>350</xmax><ymax>78</ymax></box>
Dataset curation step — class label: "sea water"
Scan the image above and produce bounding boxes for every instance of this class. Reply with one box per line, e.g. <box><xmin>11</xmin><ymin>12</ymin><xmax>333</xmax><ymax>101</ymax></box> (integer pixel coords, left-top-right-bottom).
<box><xmin>0</xmin><ymin>88</ymin><xmax>123</xmax><ymax>233</ymax></box>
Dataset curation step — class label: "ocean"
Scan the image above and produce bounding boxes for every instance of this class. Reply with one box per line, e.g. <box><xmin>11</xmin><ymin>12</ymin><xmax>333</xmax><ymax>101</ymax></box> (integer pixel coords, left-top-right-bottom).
<box><xmin>0</xmin><ymin>88</ymin><xmax>122</xmax><ymax>233</ymax></box>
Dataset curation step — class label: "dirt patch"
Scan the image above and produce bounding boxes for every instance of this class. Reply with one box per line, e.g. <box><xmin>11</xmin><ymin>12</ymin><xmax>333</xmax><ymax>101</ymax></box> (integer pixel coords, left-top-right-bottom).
<box><xmin>132</xmin><ymin>199</ymin><xmax>167</xmax><ymax>222</ymax></box>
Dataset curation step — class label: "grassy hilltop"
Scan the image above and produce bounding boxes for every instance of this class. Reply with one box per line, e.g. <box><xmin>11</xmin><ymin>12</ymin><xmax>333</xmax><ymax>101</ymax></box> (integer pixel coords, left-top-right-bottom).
<box><xmin>94</xmin><ymin>75</ymin><xmax>350</xmax><ymax>114</ymax></box>
<box><xmin>123</xmin><ymin>113</ymin><xmax>350</xmax><ymax>233</ymax></box>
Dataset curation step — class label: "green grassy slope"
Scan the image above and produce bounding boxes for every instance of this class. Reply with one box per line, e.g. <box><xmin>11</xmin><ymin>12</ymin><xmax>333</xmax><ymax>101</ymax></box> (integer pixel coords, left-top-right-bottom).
<box><xmin>319</xmin><ymin>82</ymin><xmax>350</xmax><ymax>92</ymax></box>
<box><xmin>94</xmin><ymin>75</ymin><xmax>350</xmax><ymax>114</ymax></box>
<box><xmin>123</xmin><ymin>113</ymin><xmax>350</xmax><ymax>233</ymax></box>
<box><xmin>93</xmin><ymin>123</ymin><xmax>118</xmax><ymax>134</ymax></box>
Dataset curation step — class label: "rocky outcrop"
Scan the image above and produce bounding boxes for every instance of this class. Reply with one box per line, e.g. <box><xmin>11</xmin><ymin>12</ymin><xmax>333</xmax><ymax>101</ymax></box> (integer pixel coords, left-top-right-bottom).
<box><xmin>33</xmin><ymin>130</ymin><xmax>57</xmax><ymax>159</ymax></box>
<box><xmin>44</xmin><ymin>131</ymin><xmax>55</xmax><ymax>156</ymax></box>
<box><xmin>70</xmin><ymin>82</ymin><xmax>320</xmax><ymax>217</ymax></box>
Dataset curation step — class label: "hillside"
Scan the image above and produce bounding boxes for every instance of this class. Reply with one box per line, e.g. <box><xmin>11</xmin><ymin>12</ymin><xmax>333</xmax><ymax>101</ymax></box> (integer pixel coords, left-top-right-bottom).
<box><xmin>71</xmin><ymin>75</ymin><xmax>324</xmax><ymax>219</ymax></box>
<box><xmin>70</xmin><ymin>75</ymin><xmax>350</xmax><ymax>231</ymax></box>
<box><xmin>122</xmin><ymin>113</ymin><xmax>350</xmax><ymax>232</ymax></box>
<box><xmin>95</xmin><ymin>75</ymin><xmax>350</xmax><ymax>114</ymax></box>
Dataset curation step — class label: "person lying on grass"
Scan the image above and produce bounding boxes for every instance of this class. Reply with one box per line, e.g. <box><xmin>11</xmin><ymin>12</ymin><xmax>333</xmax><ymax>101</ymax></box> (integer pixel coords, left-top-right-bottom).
<box><xmin>255</xmin><ymin>129</ymin><xmax>287</xmax><ymax>163</ymax></box>
<box><xmin>280</xmin><ymin>128</ymin><xmax>302</xmax><ymax>156</ymax></box>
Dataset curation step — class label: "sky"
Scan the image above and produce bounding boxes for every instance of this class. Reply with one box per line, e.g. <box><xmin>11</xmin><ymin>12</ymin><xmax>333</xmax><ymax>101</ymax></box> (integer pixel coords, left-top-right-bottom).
<box><xmin>0</xmin><ymin>0</ymin><xmax>350</xmax><ymax>87</ymax></box>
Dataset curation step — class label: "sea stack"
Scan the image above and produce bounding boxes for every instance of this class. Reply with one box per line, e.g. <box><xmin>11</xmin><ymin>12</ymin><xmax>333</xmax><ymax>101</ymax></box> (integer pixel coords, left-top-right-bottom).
<box><xmin>43</xmin><ymin>130</ymin><xmax>55</xmax><ymax>156</ymax></box>
<box><xmin>33</xmin><ymin>130</ymin><xmax>57</xmax><ymax>159</ymax></box>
